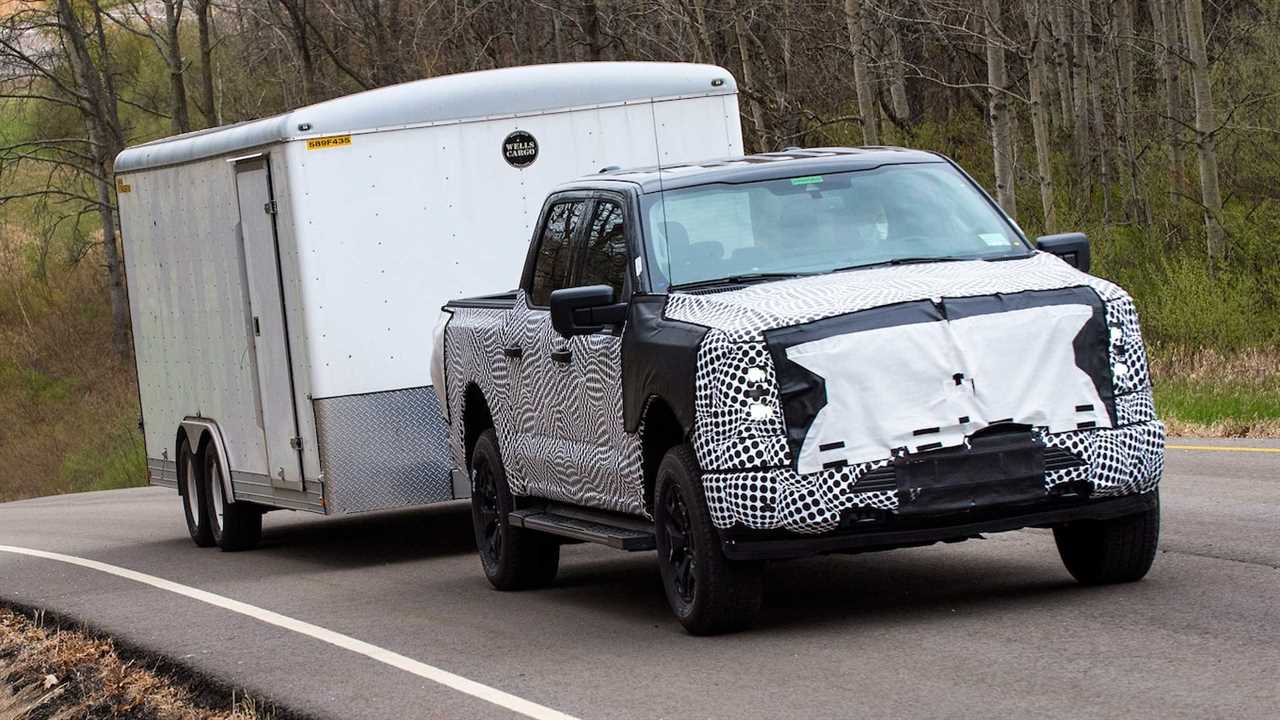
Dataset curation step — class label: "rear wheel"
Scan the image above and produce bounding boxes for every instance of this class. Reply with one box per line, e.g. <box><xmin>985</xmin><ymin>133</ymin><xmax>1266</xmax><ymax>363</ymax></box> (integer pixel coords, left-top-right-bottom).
<box><xmin>1054</xmin><ymin>492</ymin><xmax>1160</xmax><ymax>584</ymax></box>
<box><xmin>204</xmin><ymin>447</ymin><xmax>262</xmax><ymax>552</ymax></box>
<box><xmin>654</xmin><ymin>445</ymin><xmax>763</xmax><ymax>635</ymax></box>
<box><xmin>470</xmin><ymin>429</ymin><xmax>559</xmax><ymax>590</ymax></box>
<box><xmin>179</xmin><ymin>438</ymin><xmax>214</xmax><ymax>547</ymax></box>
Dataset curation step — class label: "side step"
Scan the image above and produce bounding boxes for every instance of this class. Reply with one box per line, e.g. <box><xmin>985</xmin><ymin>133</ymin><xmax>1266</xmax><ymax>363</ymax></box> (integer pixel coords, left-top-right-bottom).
<box><xmin>508</xmin><ymin>505</ymin><xmax>656</xmax><ymax>551</ymax></box>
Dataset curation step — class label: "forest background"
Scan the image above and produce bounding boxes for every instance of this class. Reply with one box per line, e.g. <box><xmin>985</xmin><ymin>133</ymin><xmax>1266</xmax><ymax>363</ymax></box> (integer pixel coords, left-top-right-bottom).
<box><xmin>1</xmin><ymin>0</ymin><xmax>1276</xmax><ymax>501</ymax></box>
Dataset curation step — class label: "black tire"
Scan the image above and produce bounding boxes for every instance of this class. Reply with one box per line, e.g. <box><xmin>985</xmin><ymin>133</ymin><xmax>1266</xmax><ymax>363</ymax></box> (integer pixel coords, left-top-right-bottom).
<box><xmin>204</xmin><ymin>447</ymin><xmax>262</xmax><ymax>552</ymax></box>
<box><xmin>1054</xmin><ymin>492</ymin><xmax>1160</xmax><ymax>585</ymax></box>
<box><xmin>654</xmin><ymin>445</ymin><xmax>763</xmax><ymax>635</ymax></box>
<box><xmin>179</xmin><ymin>438</ymin><xmax>215</xmax><ymax>547</ymax></box>
<box><xmin>470</xmin><ymin>429</ymin><xmax>559</xmax><ymax>590</ymax></box>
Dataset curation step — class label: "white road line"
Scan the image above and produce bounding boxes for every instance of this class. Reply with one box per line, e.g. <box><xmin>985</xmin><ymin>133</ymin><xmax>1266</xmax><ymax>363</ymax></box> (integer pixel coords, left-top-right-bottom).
<box><xmin>0</xmin><ymin>544</ymin><xmax>579</xmax><ymax>720</ymax></box>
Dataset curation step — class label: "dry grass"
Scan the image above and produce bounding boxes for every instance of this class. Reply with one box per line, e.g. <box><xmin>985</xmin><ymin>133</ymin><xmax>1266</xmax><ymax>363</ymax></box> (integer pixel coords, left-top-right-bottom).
<box><xmin>1151</xmin><ymin>347</ymin><xmax>1280</xmax><ymax>437</ymax></box>
<box><xmin>0</xmin><ymin>608</ymin><xmax>273</xmax><ymax>720</ymax></box>
<box><xmin>0</xmin><ymin>225</ymin><xmax>144</xmax><ymax>502</ymax></box>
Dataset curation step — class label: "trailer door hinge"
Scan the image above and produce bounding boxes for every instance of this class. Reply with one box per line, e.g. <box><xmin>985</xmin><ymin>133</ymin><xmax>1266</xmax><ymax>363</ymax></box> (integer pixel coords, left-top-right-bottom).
<box><xmin>289</xmin><ymin>436</ymin><xmax>303</xmax><ymax>450</ymax></box>
<box><xmin>264</xmin><ymin>200</ymin><xmax>277</xmax><ymax>215</ymax></box>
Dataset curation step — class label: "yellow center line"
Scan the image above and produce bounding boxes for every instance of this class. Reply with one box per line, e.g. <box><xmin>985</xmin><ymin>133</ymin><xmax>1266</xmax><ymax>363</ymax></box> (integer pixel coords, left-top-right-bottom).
<box><xmin>1167</xmin><ymin>444</ymin><xmax>1280</xmax><ymax>454</ymax></box>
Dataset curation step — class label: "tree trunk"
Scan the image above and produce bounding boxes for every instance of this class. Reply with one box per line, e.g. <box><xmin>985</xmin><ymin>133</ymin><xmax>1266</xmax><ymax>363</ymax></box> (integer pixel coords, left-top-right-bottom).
<box><xmin>885</xmin><ymin>8</ymin><xmax>911</xmax><ymax>125</ymax></box>
<box><xmin>1050</xmin><ymin>2</ymin><xmax>1073</xmax><ymax>128</ymax></box>
<box><xmin>1071</xmin><ymin>1</ymin><xmax>1091</xmax><ymax>172</ymax></box>
<box><xmin>1085</xmin><ymin>7</ymin><xmax>1110</xmax><ymax>223</ymax></box>
<box><xmin>983</xmin><ymin>0</ymin><xmax>1016</xmax><ymax>217</ymax></box>
<box><xmin>58</xmin><ymin>0</ymin><xmax>130</xmax><ymax>358</ymax></box>
<box><xmin>844</xmin><ymin>0</ymin><xmax>880</xmax><ymax>145</ymax></box>
<box><xmin>1026</xmin><ymin>0</ymin><xmax>1057</xmax><ymax>231</ymax></box>
<box><xmin>194</xmin><ymin>0</ymin><xmax>219</xmax><ymax>127</ymax></box>
<box><xmin>1182</xmin><ymin>0</ymin><xmax>1226</xmax><ymax>265</ymax></box>
<box><xmin>581</xmin><ymin>0</ymin><xmax>605</xmax><ymax>61</ymax></box>
<box><xmin>1152</xmin><ymin>0</ymin><xmax>1186</xmax><ymax>205</ymax></box>
<box><xmin>690</xmin><ymin>0</ymin><xmax>715</xmax><ymax>64</ymax></box>
<box><xmin>732</xmin><ymin>5</ymin><xmax>767</xmax><ymax>150</ymax></box>
<box><xmin>1114</xmin><ymin>0</ymin><xmax>1143</xmax><ymax>222</ymax></box>
<box><xmin>163</xmin><ymin>0</ymin><xmax>191</xmax><ymax>134</ymax></box>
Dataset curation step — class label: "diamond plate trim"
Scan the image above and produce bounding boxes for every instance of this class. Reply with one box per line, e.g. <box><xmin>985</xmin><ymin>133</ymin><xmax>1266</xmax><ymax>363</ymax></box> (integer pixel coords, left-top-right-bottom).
<box><xmin>313</xmin><ymin>386</ymin><xmax>454</xmax><ymax>514</ymax></box>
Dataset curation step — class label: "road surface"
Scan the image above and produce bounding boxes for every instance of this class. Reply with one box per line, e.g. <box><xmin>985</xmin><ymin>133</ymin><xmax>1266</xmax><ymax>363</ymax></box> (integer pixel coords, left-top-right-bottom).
<box><xmin>1</xmin><ymin>438</ymin><xmax>1276</xmax><ymax>719</ymax></box>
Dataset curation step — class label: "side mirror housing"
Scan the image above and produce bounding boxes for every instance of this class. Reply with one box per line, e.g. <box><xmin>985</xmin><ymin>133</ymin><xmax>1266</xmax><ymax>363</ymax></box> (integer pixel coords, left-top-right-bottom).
<box><xmin>550</xmin><ymin>285</ymin><xmax>628</xmax><ymax>336</ymax></box>
<box><xmin>1036</xmin><ymin>232</ymin><xmax>1091</xmax><ymax>273</ymax></box>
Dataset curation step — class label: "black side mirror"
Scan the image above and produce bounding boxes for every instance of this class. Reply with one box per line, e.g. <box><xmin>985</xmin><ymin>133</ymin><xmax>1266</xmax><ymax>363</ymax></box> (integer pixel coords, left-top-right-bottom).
<box><xmin>550</xmin><ymin>285</ymin><xmax>628</xmax><ymax>336</ymax></box>
<box><xmin>1036</xmin><ymin>232</ymin><xmax>1091</xmax><ymax>273</ymax></box>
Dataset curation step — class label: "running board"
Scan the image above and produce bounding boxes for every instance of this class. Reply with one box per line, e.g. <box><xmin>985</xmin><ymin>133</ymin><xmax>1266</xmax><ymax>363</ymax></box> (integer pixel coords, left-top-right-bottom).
<box><xmin>507</xmin><ymin>506</ymin><xmax>656</xmax><ymax>551</ymax></box>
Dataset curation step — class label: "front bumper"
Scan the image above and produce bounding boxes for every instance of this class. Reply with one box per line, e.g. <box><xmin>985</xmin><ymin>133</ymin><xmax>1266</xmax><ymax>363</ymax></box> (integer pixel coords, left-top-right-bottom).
<box><xmin>701</xmin><ymin>419</ymin><xmax>1165</xmax><ymax>535</ymax></box>
<box><xmin>720</xmin><ymin>491</ymin><xmax>1157</xmax><ymax>560</ymax></box>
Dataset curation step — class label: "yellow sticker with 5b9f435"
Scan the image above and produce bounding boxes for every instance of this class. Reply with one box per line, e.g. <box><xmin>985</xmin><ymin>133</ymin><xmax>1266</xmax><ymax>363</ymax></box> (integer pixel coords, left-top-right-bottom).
<box><xmin>306</xmin><ymin>135</ymin><xmax>352</xmax><ymax>151</ymax></box>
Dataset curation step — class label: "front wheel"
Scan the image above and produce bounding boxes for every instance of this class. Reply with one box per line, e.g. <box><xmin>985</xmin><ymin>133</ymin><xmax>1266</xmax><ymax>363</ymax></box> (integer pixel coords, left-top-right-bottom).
<box><xmin>654</xmin><ymin>445</ymin><xmax>763</xmax><ymax>635</ymax></box>
<box><xmin>470</xmin><ymin>429</ymin><xmax>559</xmax><ymax>590</ymax></box>
<box><xmin>1054</xmin><ymin>492</ymin><xmax>1160</xmax><ymax>584</ymax></box>
<box><xmin>204</xmin><ymin>448</ymin><xmax>262</xmax><ymax>552</ymax></box>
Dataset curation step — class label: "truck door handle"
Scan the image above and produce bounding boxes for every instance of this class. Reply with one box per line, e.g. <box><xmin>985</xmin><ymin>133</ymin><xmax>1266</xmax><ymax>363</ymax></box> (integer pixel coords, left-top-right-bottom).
<box><xmin>550</xmin><ymin>349</ymin><xmax>572</xmax><ymax>364</ymax></box>
<box><xmin>502</xmin><ymin>346</ymin><xmax>523</xmax><ymax>359</ymax></box>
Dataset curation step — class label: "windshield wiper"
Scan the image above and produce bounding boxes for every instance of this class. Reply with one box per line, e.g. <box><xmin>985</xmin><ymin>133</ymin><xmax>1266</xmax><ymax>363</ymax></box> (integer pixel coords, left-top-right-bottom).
<box><xmin>669</xmin><ymin>272</ymin><xmax>812</xmax><ymax>291</ymax></box>
<box><xmin>832</xmin><ymin>256</ymin><xmax>973</xmax><ymax>272</ymax></box>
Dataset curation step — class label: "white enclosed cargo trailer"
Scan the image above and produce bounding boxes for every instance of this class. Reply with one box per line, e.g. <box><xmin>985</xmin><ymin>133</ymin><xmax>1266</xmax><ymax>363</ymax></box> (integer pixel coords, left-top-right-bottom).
<box><xmin>115</xmin><ymin>62</ymin><xmax>743</xmax><ymax>546</ymax></box>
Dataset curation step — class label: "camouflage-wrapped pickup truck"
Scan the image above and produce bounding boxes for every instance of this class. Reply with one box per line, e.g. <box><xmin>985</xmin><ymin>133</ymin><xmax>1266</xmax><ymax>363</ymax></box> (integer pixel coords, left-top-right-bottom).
<box><xmin>433</xmin><ymin>147</ymin><xmax>1164</xmax><ymax>635</ymax></box>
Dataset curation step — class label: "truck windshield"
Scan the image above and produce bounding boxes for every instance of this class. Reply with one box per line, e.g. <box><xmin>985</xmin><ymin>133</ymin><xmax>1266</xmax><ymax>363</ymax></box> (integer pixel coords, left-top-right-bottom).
<box><xmin>642</xmin><ymin>162</ymin><xmax>1030</xmax><ymax>291</ymax></box>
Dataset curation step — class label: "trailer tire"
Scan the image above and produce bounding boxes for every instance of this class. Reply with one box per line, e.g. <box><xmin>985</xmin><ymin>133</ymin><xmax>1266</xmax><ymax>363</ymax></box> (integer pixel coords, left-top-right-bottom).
<box><xmin>1054</xmin><ymin>491</ymin><xmax>1159</xmax><ymax>585</ymax></box>
<box><xmin>204</xmin><ymin>448</ymin><xmax>262</xmax><ymax>552</ymax></box>
<box><xmin>179</xmin><ymin>438</ymin><xmax>215</xmax><ymax>547</ymax></box>
<box><xmin>470</xmin><ymin>429</ymin><xmax>559</xmax><ymax>590</ymax></box>
<box><xmin>654</xmin><ymin>445</ymin><xmax>763</xmax><ymax>635</ymax></box>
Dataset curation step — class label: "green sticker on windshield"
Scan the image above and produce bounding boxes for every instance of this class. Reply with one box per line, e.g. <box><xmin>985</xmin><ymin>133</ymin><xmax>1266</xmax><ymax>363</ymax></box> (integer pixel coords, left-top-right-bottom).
<box><xmin>790</xmin><ymin>175</ymin><xmax>824</xmax><ymax>186</ymax></box>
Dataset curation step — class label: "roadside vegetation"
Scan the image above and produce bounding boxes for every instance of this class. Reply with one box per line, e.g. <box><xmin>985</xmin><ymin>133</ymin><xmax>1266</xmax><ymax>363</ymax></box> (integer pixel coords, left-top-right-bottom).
<box><xmin>0</xmin><ymin>607</ymin><xmax>279</xmax><ymax>720</ymax></box>
<box><xmin>1</xmin><ymin>1</ymin><xmax>1277</xmax><ymax>503</ymax></box>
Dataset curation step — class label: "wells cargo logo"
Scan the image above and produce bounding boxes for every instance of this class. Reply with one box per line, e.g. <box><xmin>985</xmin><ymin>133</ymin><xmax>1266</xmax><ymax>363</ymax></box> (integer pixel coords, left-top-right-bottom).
<box><xmin>306</xmin><ymin>135</ymin><xmax>352</xmax><ymax>151</ymax></box>
<box><xmin>502</xmin><ymin>130</ymin><xmax>538</xmax><ymax>168</ymax></box>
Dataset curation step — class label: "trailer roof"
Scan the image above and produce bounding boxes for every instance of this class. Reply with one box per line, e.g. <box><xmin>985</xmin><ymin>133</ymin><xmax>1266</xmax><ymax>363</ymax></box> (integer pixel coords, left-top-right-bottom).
<box><xmin>114</xmin><ymin>62</ymin><xmax>736</xmax><ymax>173</ymax></box>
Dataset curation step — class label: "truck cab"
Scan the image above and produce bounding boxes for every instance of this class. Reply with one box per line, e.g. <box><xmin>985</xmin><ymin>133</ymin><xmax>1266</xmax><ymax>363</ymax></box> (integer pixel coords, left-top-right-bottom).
<box><xmin>435</xmin><ymin>147</ymin><xmax>1164</xmax><ymax>635</ymax></box>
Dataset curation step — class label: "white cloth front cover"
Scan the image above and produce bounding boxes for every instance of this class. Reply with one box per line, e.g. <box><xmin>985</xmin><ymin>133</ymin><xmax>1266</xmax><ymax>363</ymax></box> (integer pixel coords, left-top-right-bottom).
<box><xmin>786</xmin><ymin>304</ymin><xmax>1110</xmax><ymax>474</ymax></box>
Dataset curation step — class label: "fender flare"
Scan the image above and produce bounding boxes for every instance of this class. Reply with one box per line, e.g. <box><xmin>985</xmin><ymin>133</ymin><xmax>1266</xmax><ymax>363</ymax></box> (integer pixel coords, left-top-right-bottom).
<box><xmin>179</xmin><ymin>418</ymin><xmax>237</xmax><ymax>504</ymax></box>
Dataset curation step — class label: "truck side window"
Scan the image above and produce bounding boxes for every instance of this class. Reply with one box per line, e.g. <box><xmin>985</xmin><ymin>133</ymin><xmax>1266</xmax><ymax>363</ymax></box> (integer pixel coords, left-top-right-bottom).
<box><xmin>530</xmin><ymin>200</ymin><xmax>586</xmax><ymax>306</ymax></box>
<box><xmin>576</xmin><ymin>200</ymin><xmax>627</xmax><ymax>300</ymax></box>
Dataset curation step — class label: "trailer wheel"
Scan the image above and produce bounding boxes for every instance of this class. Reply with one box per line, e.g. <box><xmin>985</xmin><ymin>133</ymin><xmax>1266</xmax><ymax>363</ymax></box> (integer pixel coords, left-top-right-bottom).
<box><xmin>654</xmin><ymin>445</ymin><xmax>763</xmax><ymax>635</ymax></box>
<box><xmin>470</xmin><ymin>429</ymin><xmax>559</xmax><ymax>590</ymax></box>
<box><xmin>1054</xmin><ymin>491</ymin><xmax>1160</xmax><ymax>584</ymax></box>
<box><xmin>179</xmin><ymin>438</ymin><xmax>215</xmax><ymax>547</ymax></box>
<box><xmin>204</xmin><ymin>448</ymin><xmax>262</xmax><ymax>552</ymax></box>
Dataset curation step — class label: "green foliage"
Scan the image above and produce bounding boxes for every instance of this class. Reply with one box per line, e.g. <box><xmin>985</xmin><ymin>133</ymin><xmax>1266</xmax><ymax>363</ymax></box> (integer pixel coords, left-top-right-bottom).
<box><xmin>1155</xmin><ymin>380</ymin><xmax>1280</xmax><ymax>426</ymax></box>
<box><xmin>0</xmin><ymin>360</ymin><xmax>78</xmax><ymax>405</ymax></box>
<box><xmin>60</xmin><ymin>417</ymin><xmax>147</xmax><ymax>494</ymax></box>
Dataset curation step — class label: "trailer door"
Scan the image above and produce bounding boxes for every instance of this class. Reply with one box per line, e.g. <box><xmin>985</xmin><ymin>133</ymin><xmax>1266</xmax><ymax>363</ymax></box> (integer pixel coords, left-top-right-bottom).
<box><xmin>234</xmin><ymin>156</ymin><xmax>304</xmax><ymax>491</ymax></box>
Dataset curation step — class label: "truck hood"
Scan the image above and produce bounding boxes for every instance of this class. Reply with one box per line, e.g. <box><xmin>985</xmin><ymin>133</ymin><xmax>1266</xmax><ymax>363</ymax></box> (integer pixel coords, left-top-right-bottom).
<box><xmin>663</xmin><ymin>252</ymin><xmax>1128</xmax><ymax>339</ymax></box>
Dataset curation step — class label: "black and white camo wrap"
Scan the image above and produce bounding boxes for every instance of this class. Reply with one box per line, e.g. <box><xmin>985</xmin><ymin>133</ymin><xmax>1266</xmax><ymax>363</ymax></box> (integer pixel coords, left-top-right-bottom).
<box><xmin>443</xmin><ymin>293</ymin><xmax>646</xmax><ymax>516</ymax></box>
<box><xmin>669</xmin><ymin>252</ymin><xmax>1165</xmax><ymax>534</ymax></box>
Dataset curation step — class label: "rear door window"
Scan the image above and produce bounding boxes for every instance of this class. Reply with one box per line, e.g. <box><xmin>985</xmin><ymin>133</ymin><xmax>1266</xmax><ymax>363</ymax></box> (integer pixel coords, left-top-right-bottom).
<box><xmin>576</xmin><ymin>199</ymin><xmax>629</xmax><ymax>301</ymax></box>
<box><xmin>529</xmin><ymin>200</ymin><xmax>586</xmax><ymax>306</ymax></box>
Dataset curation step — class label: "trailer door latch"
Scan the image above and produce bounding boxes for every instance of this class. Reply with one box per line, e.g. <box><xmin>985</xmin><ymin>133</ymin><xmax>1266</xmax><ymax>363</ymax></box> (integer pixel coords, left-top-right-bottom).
<box><xmin>264</xmin><ymin>200</ymin><xmax>277</xmax><ymax>215</ymax></box>
<box><xmin>289</xmin><ymin>436</ymin><xmax>303</xmax><ymax>450</ymax></box>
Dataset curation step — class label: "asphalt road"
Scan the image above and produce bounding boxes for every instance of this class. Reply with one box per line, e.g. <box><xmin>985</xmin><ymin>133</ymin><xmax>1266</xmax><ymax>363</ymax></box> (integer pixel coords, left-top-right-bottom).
<box><xmin>1</xmin><ymin>438</ymin><xmax>1276</xmax><ymax>720</ymax></box>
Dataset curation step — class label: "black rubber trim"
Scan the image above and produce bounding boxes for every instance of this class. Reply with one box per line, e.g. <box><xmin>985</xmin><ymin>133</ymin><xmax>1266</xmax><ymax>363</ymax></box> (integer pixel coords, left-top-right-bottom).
<box><xmin>445</xmin><ymin>291</ymin><xmax>519</xmax><ymax>310</ymax></box>
<box><xmin>720</xmin><ymin>492</ymin><xmax>1156</xmax><ymax>561</ymax></box>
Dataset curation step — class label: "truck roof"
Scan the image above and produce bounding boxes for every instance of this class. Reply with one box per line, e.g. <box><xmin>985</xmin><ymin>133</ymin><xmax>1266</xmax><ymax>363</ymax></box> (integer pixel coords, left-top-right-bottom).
<box><xmin>115</xmin><ymin>62</ymin><xmax>736</xmax><ymax>173</ymax></box>
<box><xmin>572</xmin><ymin>147</ymin><xmax>945</xmax><ymax>194</ymax></box>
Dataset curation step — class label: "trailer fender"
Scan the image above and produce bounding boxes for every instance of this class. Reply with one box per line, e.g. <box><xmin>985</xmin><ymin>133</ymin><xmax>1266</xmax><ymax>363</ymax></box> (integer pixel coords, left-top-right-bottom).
<box><xmin>180</xmin><ymin>418</ymin><xmax>237</xmax><ymax>504</ymax></box>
